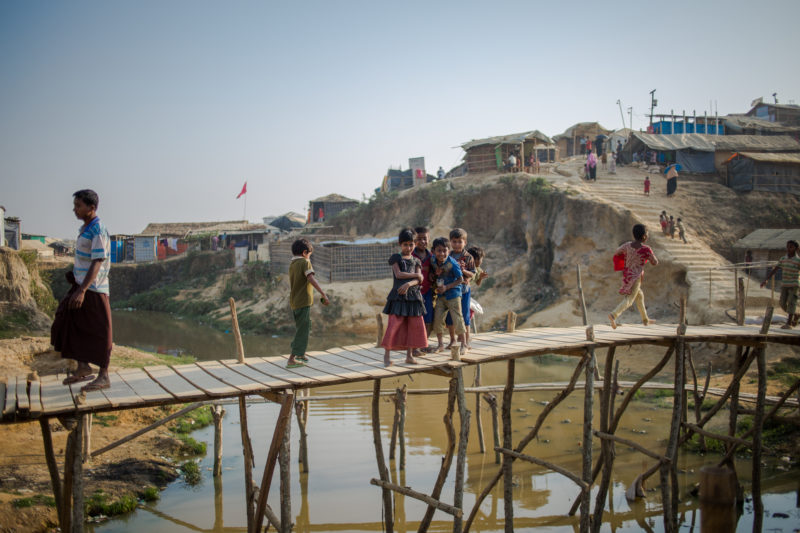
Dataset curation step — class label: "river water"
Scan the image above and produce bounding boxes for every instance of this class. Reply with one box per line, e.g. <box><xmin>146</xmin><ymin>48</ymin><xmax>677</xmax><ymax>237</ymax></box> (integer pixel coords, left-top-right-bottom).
<box><xmin>90</xmin><ymin>311</ymin><xmax>800</xmax><ymax>532</ymax></box>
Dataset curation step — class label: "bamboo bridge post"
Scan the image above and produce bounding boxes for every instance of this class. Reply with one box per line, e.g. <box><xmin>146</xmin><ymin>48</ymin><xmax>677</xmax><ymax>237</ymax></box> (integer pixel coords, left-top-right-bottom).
<box><xmin>580</xmin><ymin>327</ymin><xmax>596</xmax><ymax>533</ymax></box>
<box><xmin>591</xmin><ymin>346</ymin><xmax>616</xmax><ymax>532</ymax></box>
<box><xmin>82</xmin><ymin>414</ymin><xmax>92</xmax><ymax>464</ymax></box>
<box><xmin>295</xmin><ymin>389</ymin><xmax>310</xmax><ymax>473</ymax></box>
<box><xmin>279</xmin><ymin>416</ymin><xmax>292</xmax><ymax>533</ymax></box>
<box><xmin>727</xmin><ymin>279</ymin><xmax>746</xmax><ymax>490</ymax></box>
<box><xmin>213</xmin><ymin>404</ymin><xmax>225</xmax><ymax>477</ymax></box>
<box><xmin>474</xmin><ymin>364</ymin><xmax>485</xmax><ymax>454</ymax></box>
<box><xmin>376</xmin><ymin>314</ymin><xmax>385</xmax><ymax>347</ymax></box>
<box><xmin>398</xmin><ymin>385</ymin><xmax>408</xmax><ymax>471</ymax></box>
<box><xmin>229</xmin><ymin>298</ymin><xmax>245</xmax><ymax>363</ymax></box>
<box><xmin>418</xmin><ymin>378</ymin><xmax>457</xmax><ymax>533</ymax></box>
<box><xmin>752</xmin><ymin>305</ymin><xmax>773</xmax><ymax>531</ymax></box>
<box><xmin>453</xmin><ymin>367</ymin><xmax>471</xmax><ymax>533</ymax></box>
<box><xmin>371</xmin><ymin>379</ymin><xmax>394</xmax><ymax>532</ymax></box>
<box><xmin>501</xmin><ymin>359</ymin><xmax>516</xmax><ymax>532</ymax></box>
<box><xmin>253</xmin><ymin>392</ymin><xmax>294</xmax><ymax>533</ymax></box>
<box><xmin>389</xmin><ymin>387</ymin><xmax>401</xmax><ymax>461</ymax></box>
<box><xmin>506</xmin><ymin>311</ymin><xmax>516</xmax><ymax>333</ymax></box>
<box><xmin>483</xmin><ymin>393</ymin><xmax>501</xmax><ymax>464</ymax></box>
<box><xmin>39</xmin><ymin>418</ymin><xmax>63</xmax><ymax>522</ymax></box>
<box><xmin>238</xmin><ymin>397</ymin><xmax>255</xmax><ymax>533</ymax></box>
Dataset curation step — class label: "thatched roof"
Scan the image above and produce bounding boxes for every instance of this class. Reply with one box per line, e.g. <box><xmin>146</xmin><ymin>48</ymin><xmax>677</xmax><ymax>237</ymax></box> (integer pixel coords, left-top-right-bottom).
<box><xmin>311</xmin><ymin>194</ymin><xmax>358</xmax><ymax>203</ymax></box>
<box><xmin>460</xmin><ymin>130</ymin><xmax>554</xmax><ymax>150</ymax></box>
<box><xmin>553</xmin><ymin>122</ymin><xmax>612</xmax><ymax>140</ymax></box>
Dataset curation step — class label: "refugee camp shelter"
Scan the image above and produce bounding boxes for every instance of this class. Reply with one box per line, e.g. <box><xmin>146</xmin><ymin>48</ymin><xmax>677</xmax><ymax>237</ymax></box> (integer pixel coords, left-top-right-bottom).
<box><xmin>649</xmin><ymin>114</ymin><xmax>724</xmax><ymax>135</ymax></box>
<box><xmin>269</xmin><ymin>236</ymin><xmax>395</xmax><ymax>282</ymax></box>
<box><xmin>624</xmin><ymin>132</ymin><xmax>800</xmax><ymax>174</ymax></box>
<box><xmin>723</xmin><ymin>152</ymin><xmax>800</xmax><ymax>194</ymax></box>
<box><xmin>733</xmin><ymin>228</ymin><xmax>800</xmax><ymax>279</ymax></box>
<box><xmin>270</xmin><ymin>212</ymin><xmax>306</xmax><ymax>232</ymax></box>
<box><xmin>746</xmin><ymin>101</ymin><xmax>800</xmax><ymax>126</ymax></box>
<box><xmin>110</xmin><ymin>235</ymin><xmax>135</xmax><ymax>263</ymax></box>
<box><xmin>381</xmin><ymin>168</ymin><xmax>436</xmax><ymax>192</ymax></box>
<box><xmin>460</xmin><ymin>130</ymin><xmax>555</xmax><ymax>174</ymax></box>
<box><xmin>135</xmin><ymin>220</ymin><xmax>268</xmax><ymax>262</ymax></box>
<box><xmin>309</xmin><ymin>194</ymin><xmax>359</xmax><ymax>222</ymax></box>
<box><xmin>723</xmin><ymin>114</ymin><xmax>800</xmax><ymax>138</ymax></box>
<box><xmin>3</xmin><ymin>216</ymin><xmax>20</xmax><ymax>250</ymax></box>
<box><xmin>552</xmin><ymin>122</ymin><xmax>611</xmax><ymax>158</ymax></box>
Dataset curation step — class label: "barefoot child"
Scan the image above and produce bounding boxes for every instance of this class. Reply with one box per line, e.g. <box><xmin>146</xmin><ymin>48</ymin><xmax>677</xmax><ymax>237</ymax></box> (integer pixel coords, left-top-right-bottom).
<box><xmin>644</xmin><ymin>175</ymin><xmax>651</xmax><ymax>196</ymax></box>
<box><xmin>761</xmin><ymin>240</ymin><xmax>800</xmax><ymax>329</ymax></box>
<box><xmin>287</xmin><ymin>239</ymin><xmax>328</xmax><ymax>368</ymax></box>
<box><xmin>446</xmin><ymin>228</ymin><xmax>475</xmax><ymax>348</ymax></box>
<box><xmin>381</xmin><ymin>229</ymin><xmax>427</xmax><ymax>366</ymax></box>
<box><xmin>411</xmin><ymin>226</ymin><xmax>434</xmax><ymax>352</ymax></box>
<box><xmin>609</xmin><ymin>224</ymin><xmax>659</xmax><ymax>329</ymax></box>
<box><xmin>430</xmin><ymin>237</ymin><xmax>467</xmax><ymax>353</ymax></box>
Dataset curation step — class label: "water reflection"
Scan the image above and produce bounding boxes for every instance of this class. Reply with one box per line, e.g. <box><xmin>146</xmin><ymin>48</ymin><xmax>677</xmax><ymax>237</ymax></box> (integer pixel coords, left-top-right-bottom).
<box><xmin>92</xmin><ymin>311</ymin><xmax>799</xmax><ymax>533</ymax></box>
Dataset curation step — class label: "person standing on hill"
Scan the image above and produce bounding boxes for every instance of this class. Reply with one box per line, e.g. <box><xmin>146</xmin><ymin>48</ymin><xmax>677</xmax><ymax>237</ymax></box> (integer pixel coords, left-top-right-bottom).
<box><xmin>761</xmin><ymin>240</ymin><xmax>800</xmax><ymax>329</ymax></box>
<box><xmin>609</xmin><ymin>224</ymin><xmax>659</xmax><ymax>329</ymax></box>
<box><xmin>52</xmin><ymin>189</ymin><xmax>113</xmax><ymax>392</ymax></box>
<box><xmin>586</xmin><ymin>150</ymin><xmax>598</xmax><ymax>181</ymax></box>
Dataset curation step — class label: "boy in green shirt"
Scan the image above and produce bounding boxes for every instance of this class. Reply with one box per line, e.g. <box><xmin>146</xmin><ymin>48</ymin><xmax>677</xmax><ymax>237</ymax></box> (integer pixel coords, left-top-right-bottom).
<box><xmin>288</xmin><ymin>239</ymin><xmax>328</xmax><ymax>367</ymax></box>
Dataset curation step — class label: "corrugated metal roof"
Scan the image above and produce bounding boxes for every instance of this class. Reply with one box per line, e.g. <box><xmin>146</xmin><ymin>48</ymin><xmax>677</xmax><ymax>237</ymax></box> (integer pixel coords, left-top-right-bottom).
<box><xmin>733</xmin><ymin>229</ymin><xmax>800</xmax><ymax>250</ymax></box>
<box><xmin>730</xmin><ymin>152</ymin><xmax>800</xmax><ymax>164</ymax></box>
<box><xmin>631</xmin><ymin>132</ymin><xmax>800</xmax><ymax>152</ymax></box>
<box><xmin>723</xmin><ymin>114</ymin><xmax>800</xmax><ymax>134</ymax></box>
<box><xmin>461</xmin><ymin>130</ymin><xmax>553</xmax><ymax>150</ymax></box>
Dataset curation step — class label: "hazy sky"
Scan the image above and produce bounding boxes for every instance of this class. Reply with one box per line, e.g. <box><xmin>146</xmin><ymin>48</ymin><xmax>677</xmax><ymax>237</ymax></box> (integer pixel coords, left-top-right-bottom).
<box><xmin>2</xmin><ymin>0</ymin><xmax>798</xmax><ymax>239</ymax></box>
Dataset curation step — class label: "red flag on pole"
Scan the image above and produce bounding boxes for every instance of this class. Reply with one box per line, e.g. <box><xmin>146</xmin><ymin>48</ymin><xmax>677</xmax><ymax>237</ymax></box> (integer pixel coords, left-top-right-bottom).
<box><xmin>236</xmin><ymin>181</ymin><xmax>247</xmax><ymax>199</ymax></box>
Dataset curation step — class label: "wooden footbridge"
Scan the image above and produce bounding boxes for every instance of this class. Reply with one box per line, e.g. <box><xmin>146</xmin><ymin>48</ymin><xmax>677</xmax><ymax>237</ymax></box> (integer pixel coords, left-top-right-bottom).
<box><xmin>2</xmin><ymin>302</ymin><xmax>800</xmax><ymax>533</ymax></box>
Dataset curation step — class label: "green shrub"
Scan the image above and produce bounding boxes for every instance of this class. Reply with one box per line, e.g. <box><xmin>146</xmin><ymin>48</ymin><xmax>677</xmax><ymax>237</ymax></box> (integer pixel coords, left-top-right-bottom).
<box><xmin>170</xmin><ymin>406</ymin><xmax>214</xmax><ymax>435</ymax></box>
<box><xmin>523</xmin><ymin>177</ymin><xmax>554</xmax><ymax>200</ymax></box>
<box><xmin>140</xmin><ymin>486</ymin><xmax>160</xmax><ymax>502</ymax></box>
<box><xmin>180</xmin><ymin>461</ymin><xmax>202</xmax><ymax>485</ymax></box>
<box><xmin>85</xmin><ymin>490</ymin><xmax>138</xmax><ymax>516</ymax></box>
<box><xmin>178</xmin><ymin>436</ymin><xmax>207</xmax><ymax>455</ymax></box>
<box><xmin>12</xmin><ymin>494</ymin><xmax>56</xmax><ymax>508</ymax></box>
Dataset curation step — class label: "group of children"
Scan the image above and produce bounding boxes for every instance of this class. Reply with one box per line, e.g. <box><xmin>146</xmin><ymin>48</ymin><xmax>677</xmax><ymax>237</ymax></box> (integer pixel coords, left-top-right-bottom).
<box><xmin>285</xmin><ymin>227</ymin><xmax>488</xmax><ymax>368</ymax></box>
<box><xmin>658</xmin><ymin>211</ymin><xmax>687</xmax><ymax>244</ymax></box>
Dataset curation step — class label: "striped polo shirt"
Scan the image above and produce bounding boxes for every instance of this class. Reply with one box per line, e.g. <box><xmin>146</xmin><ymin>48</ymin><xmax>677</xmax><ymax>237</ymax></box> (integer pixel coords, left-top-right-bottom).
<box><xmin>778</xmin><ymin>254</ymin><xmax>800</xmax><ymax>287</ymax></box>
<box><xmin>74</xmin><ymin>217</ymin><xmax>111</xmax><ymax>294</ymax></box>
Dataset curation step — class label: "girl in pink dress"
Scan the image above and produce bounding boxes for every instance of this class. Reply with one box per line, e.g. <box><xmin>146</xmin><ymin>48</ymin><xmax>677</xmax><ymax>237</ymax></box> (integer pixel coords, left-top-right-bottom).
<box><xmin>609</xmin><ymin>224</ymin><xmax>659</xmax><ymax>329</ymax></box>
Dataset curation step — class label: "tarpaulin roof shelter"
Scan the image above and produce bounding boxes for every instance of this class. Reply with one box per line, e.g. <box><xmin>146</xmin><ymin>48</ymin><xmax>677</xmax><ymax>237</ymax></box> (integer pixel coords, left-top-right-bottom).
<box><xmin>733</xmin><ymin>229</ymin><xmax>800</xmax><ymax>250</ymax></box>
<box><xmin>723</xmin><ymin>151</ymin><xmax>800</xmax><ymax>194</ymax></box>
<box><xmin>726</xmin><ymin>152</ymin><xmax>800</xmax><ymax>164</ymax></box>
<box><xmin>552</xmin><ymin>122</ymin><xmax>612</xmax><ymax>140</ymax></box>
<box><xmin>270</xmin><ymin>212</ymin><xmax>307</xmax><ymax>232</ymax></box>
<box><xmin>460</xmin><ymin>130</ymin><xmax>553</xmax><ymax>150</ymax></box>
<box><xmin>629</xmin><ymin>132</ymin><xmax>800</xmax><ymax>153</ymax></box>
<box><xmin>723</xmin><ymin>115</ymin><xmax>800</xmax><ymax>136</ymax></box>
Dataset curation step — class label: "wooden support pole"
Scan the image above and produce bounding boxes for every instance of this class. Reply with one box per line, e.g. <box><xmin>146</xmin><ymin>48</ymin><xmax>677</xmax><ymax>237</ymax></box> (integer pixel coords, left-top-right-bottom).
<box><xmin>39</xmin><ymin>418</ymin><xmax>63</xmax><ymax>521</ymax></box>
<box><xmin>295</xmin><ymin>390</ymin><xmax>309</xmax><ymax>473</ymax></box>
<box><xmin>592</xmin><ymin>347</ymin><xmax>616</xmax><ymax>533</ymax></box>
<box><xmin>398</xmin><ymin>385</ymin><xmax>407</xmax><ymax>471</ymax></box>
<box><xmin>61</xmin><ymin>417</ymin><xmax>77</xmax><ymax>533</ymax></box>
<box><xmin>687</xmin><ymin>346</ymin><xmax>707</xmax><ymax>451</ymax></box>
<box><xmin>580</xmin><ymin>346</ymin><xmax>595</xmax><ymax>533</ymax></box>
<box><xmin>506</xmin><ymin>311</ymin><xmax>517</xmax><ymax>333</ymax></box>
<box><xmin>389</xmin><ymin>387</ymin><xmax>402</xmax><ymax>461</ymax></box>
<box><xmin>92</xmin><ymin>401</ymin><xmax>206</xmax><ymax>458</ymax></box>
<box><xmin>496</xmin><ymin>447</ymin><xmax>588</xmax><ymax>490</ymax></box>
<box><xmin>593</xmin><ymin>431</ymin><xmax>670</xmax><ymax>463</ymax></box>
<box><xmin>213</xmin><ymin>404</ymin><xmax>225</xmax><ymax>477</ymax></box>
<box><xmin>229</xmin><ymin>298</ymin><xmax>245</xmax><ymax>363</ymax></box>
<box><xmin>253</xmin><ymin>392</ymin><xmax>294</xmax><ymax>533</ymax></box>
<box><xmin>371</xmin><ymin>478</ymin><xmax>463</xmax><ymax>517</ymax></box>
<box><xmin>418</xmin><ymin>378</ymin><xmax>457</xmax><ymax>533</ymax></box>
<box><xmin>501</xmin><ymin>359</ymin><xmax>515</xmax><ymax>533</ymax></box>
<box><xmin>68</xmin><ymin>416</ymin><xmax>85</xmax><ymax>533</ymax></box>
<box><xmin>238</xmin><ymin>397</ymin><xmax>255</xmax><ymax>533</ymax></box>
<box><xmin>371</xmin><ymin>379</ymin><xmax>394</xmax><ymax>533</ymax></box>
<box><xmin>468</xmin><ymin>353</ymin><xmax>589</xmax><ymax>532</ymax></box>
<box><xmin>82</xmin><ymin>414</ymin><xmax>91</xmax><ymax>464</ymax></box>
<box><xmin>752</xmin><ymin>306</ymin><xmax>771</xmax><ymax>532</ymax></box>
<box><xmin>279</xmin><ymin>416</ymin><xmax>292</xmax><ymax>533</ymax></box>
<box><xmin>474</xmin><ymin>364</ymin><xmax>486</xmax><ymax>454</ymax></box>
<box><xmin>453</xmin><ymin>368</ymin><xmax>471</xmax><ymax>533</ymax></box>
<box><xmin>483</xmin><ymin>393</ymin><xmax>501</xmax><ymax>464</ymax></box>
<box><xmin>681</xmin><ymin>423</ymin><xmax>753</xmax><ymax>448</ymax></box>
<box><xmin>662</xmin><ymin>297</ymin><xmax>687</xmax><ymax>532</ymax></box>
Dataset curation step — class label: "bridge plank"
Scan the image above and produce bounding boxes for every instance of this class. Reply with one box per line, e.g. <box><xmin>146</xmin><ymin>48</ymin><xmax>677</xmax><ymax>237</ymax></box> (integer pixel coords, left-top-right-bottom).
<box><xmin>117</xmin><ymin>368</ymin><xmax>175</xmax><ymax>402</ymax></box>
<box><xmin>170</xmin><ymin>364</ymin><xmax>244</xmax><ymax>396</ymax></box>
<box><xmin>196</xmin><ymin>361</ymin><xmax>267</xmax><ymax>393</ymax></box>
<box><xmin>304</xmin><ymin>352</ymin><xmax>384</xmax><ymax>375</ymax></box>
<box><xmin>300</xmin><ymin>351</ymin><xmax>374</xmax><ymax>380</ymax></box>
<box><xmin>323</xmin><ymin>346</ymin><xmax>409</xmax><ymax>377</ymax></box>
<box><xmin>39</xmin><ymin>374</ymin><xmax>77</xmax><ymax>414</ymax></box>
<box><xmin>144</xmin><ymin>366</ymin><xmax>206</xmax><ymax>400</ymax></box>
<box><xmin>28</xmin><ymin>378</ymin><xmax>42</xmax><ymax>418</ymax></box>
<box><xmin>243</xmin><ymin>359</ymin><xmax>321</xmax><ymax>386</ymax></box>
<box><xmin>218</xmin><ymin>359</ymin><xmax>293</xmax><ymax>389</ymax></box>
<box><xmin>357</xmin><ymin>346</ymin><xmax>451</xmax><ymax>376</ymax></box>
<box><xmin>261</xmin><ymin>355</ymin><xmax>346</xmax><ymax>384</ymax></box>
<box><xmin>15</xmin><ymin>375</ymin><xmax>30</xmax><ymax>416</ymax></box>
<box><xmin>3</xmin><ymin>377</ymin><xmax>17</xmax><ymax>419</ymax></box>
<box><xmin>101</xmin><ymin>373</ymin><xmax>155</xmax><ymax>408</ymax></box>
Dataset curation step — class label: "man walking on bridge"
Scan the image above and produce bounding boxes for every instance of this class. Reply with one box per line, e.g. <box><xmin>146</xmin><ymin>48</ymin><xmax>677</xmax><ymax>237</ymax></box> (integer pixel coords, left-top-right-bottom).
<box><xmin>51</xmin><ymin>189</ymin><xmax>112</xmax><ymax>392</ymax></box>
<box><xmin>761</xmin><ymin>240</ymin><xmax>800</xmax><ymax>329</ymax></box>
